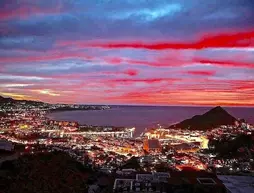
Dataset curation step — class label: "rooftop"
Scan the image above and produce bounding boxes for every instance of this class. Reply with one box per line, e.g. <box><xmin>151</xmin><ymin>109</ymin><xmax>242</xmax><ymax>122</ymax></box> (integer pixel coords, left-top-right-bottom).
<box><xmin>218</xmin><ymin>175</ymin><xmax>254</xmax><ymax>193</ymax></box>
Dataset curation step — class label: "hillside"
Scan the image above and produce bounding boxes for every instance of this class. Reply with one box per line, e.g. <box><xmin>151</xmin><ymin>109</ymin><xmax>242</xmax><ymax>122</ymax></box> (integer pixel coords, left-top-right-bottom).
<box><xmin>0</xmin><ymin>95</ymin><xmax>107</xmax><ymax>111</ymax></box>
<box><xmin>0</xmin><ymin>95</ymin><xmax>45</xmax><ymax>105</ymax></box>
<box><xmin>169</xmin><ymin>106</ymin><xmax>237</xmax><ymax>130</ymax></box>
<box><xmin>209</xmin><ymin>133</ymin><xmax>254</xmax><ymax>158</ymax></box>
<box><xmin>0</xmin><ymin>152</ymin><xmax>92</xmax><ymax>193</ymax></box>
<box><xmin>0</xmin><ymin>96</ymin><xmax>14</xmax><ymax>103</ymax></box>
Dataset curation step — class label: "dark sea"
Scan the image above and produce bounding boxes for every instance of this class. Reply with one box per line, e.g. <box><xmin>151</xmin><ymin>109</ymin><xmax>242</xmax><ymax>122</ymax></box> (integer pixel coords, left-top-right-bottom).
<box><xmin>47</xmin><ymin>106</ymin><xmax>254</xmax><ymax>136</ymax></box>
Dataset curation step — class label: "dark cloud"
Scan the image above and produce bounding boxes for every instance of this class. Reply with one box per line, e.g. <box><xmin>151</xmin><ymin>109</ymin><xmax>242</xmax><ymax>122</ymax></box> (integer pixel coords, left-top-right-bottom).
<box><xmin>1</xmin><ymin>0</ymin><xmax>253</xmax><ymax>45</ymax></box>
<box><xmin>3</xmin><ymin>61</ymin><xmax>121</xmax><ymax>76</ymax></box>
<box><xmin>0</xmin><ymin>36</ymin><xmax>53</xmax><ymax>50</ymax></box>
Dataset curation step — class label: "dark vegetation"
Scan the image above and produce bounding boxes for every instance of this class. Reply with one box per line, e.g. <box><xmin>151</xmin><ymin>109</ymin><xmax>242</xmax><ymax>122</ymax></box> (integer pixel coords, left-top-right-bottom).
<box><xmin>0</xmin><ymin>111</ymin><xmax>6</xmax><ymax>117</ymax></box>
<box><xmin>209</xmin><ymin>134</ymin><xmax>254</xmax><ymax>158</ymax></box>
<box><xmin>0</xmin><ymin>152</ymin><xmax>95</xmax><ymax>193</ymax></box>
<box><xmin>121</xmin><ymin>156</ymin><xmax>141</xmax><ymax>171</ymax></box>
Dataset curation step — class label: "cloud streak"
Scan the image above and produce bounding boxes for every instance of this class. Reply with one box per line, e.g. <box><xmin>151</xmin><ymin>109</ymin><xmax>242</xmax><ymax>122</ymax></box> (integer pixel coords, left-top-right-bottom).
<box><xmin>58</xmin><ymin>30</ymin><xmax>254</xmax><ymax>50</ymax></box>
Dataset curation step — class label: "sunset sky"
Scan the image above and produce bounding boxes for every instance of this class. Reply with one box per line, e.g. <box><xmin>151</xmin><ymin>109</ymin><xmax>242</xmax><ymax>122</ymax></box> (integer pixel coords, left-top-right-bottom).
<box><xmin>0</xmin><ymin>0</ymin><xmax>253</xmax><ymax>106</ymax></box>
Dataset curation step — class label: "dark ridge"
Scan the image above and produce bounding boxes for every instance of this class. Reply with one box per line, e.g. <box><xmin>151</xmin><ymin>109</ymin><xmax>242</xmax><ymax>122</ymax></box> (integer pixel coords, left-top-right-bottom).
<box><xmin>0</xmin><ymin>95</ymin><xmax>14</xmax><ymax>103</ymax></box>
<box><xmin>169</xmin><ymin>106</ymin><xmax>237</xmax><ymax>130</ymax></box>
<box><xmin>0</xmin><ymin>95</ymin><xmax>45</xmax><ymax>105</ymax></box>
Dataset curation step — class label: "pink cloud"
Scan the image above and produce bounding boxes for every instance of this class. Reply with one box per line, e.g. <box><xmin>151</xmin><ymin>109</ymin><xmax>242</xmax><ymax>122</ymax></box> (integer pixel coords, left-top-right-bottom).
<box><xmin>103</xmin><ymin>57</ymin><xmax>124</xmax><ymax>64</ymax></box>
<box><xmin>185</xmin><ymin>70</ymin><xmax>216</xmax><ymax>76</ymax></box>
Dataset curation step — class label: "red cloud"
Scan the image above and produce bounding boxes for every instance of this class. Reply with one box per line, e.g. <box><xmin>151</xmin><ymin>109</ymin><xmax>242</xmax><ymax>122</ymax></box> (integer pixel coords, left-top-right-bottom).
<box><xmin>108</xmin><ymin>78</ymin><xmax>180</xmax><ymax>84</ymax></box>
<box><xmin>58</xmin><ymin>30</ymin><xmax>254</xmax><ymax>50</ymax></box>
<box><xmin>125</xmin><ymin>57</ymin><xmax>254</xmax><ymax>69</ymax></box>
<box><xmin>226</xmin><ymin>80</ymin><xmax>254</xmax><ymax>90</ymax></box>
<box><xmin>3</xmin><ymin>72</ymin><xmax>253</xmax><ymax>106</ymax></box>
<box><xmin>123</xmin><ymin>69</ymin><xmax>138</xmax><ymax>76</ymax></box>
<box><xmin>106</xmin><ymin>87</ymin><xmax>254</xmax><ymax>106</ymax></box>
<box><xmin>99</xmin><ymin>69</ymin><xmax>139</xmax><ymax>77</ymax></box>
<box><xmin>235</xmin><ymin>84</ymin><xmax>254</xmax><ymax>91</ymax></box>
<box><xmin>186</xmin><ymin>70</ymin><xmax>216</xmax><ymax>76</ymax></box>
<box><xmin>193</xmin><ymin>58</ymin><xmax>254</xmax><ymax>68</ymax></box>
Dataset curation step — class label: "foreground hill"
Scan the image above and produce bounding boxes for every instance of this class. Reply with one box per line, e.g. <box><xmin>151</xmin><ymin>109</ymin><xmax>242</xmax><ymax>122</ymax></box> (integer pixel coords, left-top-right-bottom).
<box><xmin>0</xmin><ymin>152</ymin><xmax>92</xmax><ymax>193</ymax></box>
<box><xmin>169</xmin><ymin>106</ymin><xmax>237</xmax><ymax>130</ymax></box>
<box><xmin>209</xmin><ymin>133</ymin><xmax>254</xmax><ymax>159</ymax></box>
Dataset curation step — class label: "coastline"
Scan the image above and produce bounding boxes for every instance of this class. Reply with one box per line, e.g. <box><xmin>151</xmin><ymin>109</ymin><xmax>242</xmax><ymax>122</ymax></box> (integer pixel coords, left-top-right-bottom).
<box><xmin>48</xmin><ymin>107</ymin><xmax>108</xmax><ymax>113</ymax></box>
<box><xmin>46</xmin><ymin>108</ymin><xmax>129</xmax><ymax>129</ymax></box>
<box><xmin>46</xmin><ymin>106</ymin><xmax>254</xmax><ymax>137</ymax></box>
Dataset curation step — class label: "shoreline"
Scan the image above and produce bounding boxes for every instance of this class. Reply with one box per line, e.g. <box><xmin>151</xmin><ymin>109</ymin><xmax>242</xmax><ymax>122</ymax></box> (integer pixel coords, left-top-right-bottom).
<box><xmin>46</xmin><ymin>108</ymin><xmax>131</xmax><ymax>132</ymax></box>
<box><xmin>48</xmin><ymin>105</ymin><xmax>111</xmax><ymax>113</ymax></box>
<box><xmin>45</xmin><ymin>106</ymin><xmax>254</xmax><ymax>136</ymax></box>
<box><xmin>48</xmin><ymin>108</ymin><xmax>107</xmax><ymax>113</ymax></box>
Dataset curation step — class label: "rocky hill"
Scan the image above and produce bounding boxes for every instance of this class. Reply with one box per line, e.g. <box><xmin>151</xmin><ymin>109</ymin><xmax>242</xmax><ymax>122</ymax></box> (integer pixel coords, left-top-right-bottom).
<box><xmin>169</xmin><ymin>106</ymin><xmax>237</xmax><ymax>130</ymax></box>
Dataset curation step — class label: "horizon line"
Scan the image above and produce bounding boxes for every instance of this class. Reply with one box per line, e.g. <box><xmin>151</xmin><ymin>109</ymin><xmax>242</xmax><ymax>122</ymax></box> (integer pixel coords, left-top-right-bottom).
<box><xmin>1</xmin><ymin>95</ymin><xmax>253</xmax><ymax>108</ymax></box>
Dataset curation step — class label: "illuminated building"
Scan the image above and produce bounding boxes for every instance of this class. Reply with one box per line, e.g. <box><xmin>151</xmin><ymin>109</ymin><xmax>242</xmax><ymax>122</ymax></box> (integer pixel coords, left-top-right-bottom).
<box><xmin>19</xmin><ymin>124</ymin><xmax>29</xmax><ymax>130</ymax></box>
<box><xmin>143</xmin><ymin>139</ymin><xmax>161</xmax><ymax>153</ymax></box>
<box><xmin>200</xmin><ymin>136</ymin><xmax>209</xmax><ymax>149</ymax></box>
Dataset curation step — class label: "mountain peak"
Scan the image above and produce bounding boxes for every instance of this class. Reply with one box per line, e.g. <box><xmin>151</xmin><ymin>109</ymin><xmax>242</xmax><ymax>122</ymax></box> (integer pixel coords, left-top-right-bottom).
<box><xmin>169</xmin><ymin>106</ymin><xmax>236</xmax><ymax>130</ymax></box>
<box><xmin>206</xmin><ymin>106</ymin><xmax>227</xmax><ymax>114</ymax></box>
<box><xmin>214</xmin><ymin>106</ymin><xmax>223</xmax><ymax>109</ymax></box>
<box><xmin>211</xmin><ymin>106</ymin><xmax>225</xmax><ymax>111</ymax></box>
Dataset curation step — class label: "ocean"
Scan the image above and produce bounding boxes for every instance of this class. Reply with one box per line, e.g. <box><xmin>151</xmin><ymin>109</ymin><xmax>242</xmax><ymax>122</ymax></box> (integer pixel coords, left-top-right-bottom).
<box><xmin>47</xmin><ymin>106</ymin><xmax>254</xmax><ymax>136</ymax></box>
